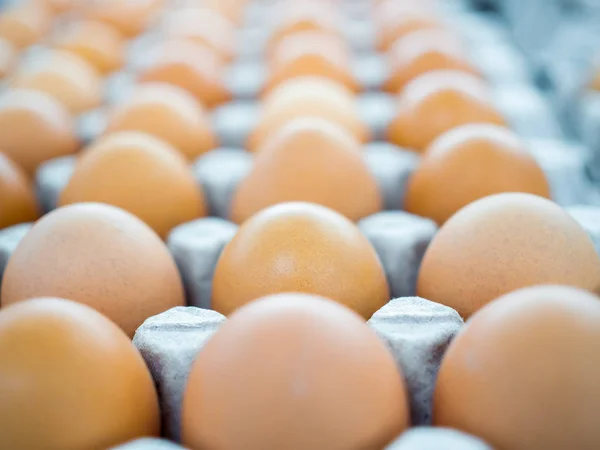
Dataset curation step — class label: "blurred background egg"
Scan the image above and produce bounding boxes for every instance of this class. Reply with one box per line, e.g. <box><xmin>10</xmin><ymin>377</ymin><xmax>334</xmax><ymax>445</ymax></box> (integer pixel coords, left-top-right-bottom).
<box><xmin>84</xmin><ymin>0</ymin><xmax>164</xmax><ymax>38</ymax></box>
<box><xmin>0</xmin><ymin>297</ymin><xmax>160</xmax><ymax>450</ymax></box>
<box><xmin>375</xmin><ymin>2</ymin><xmax>441</xmax><ymax>52</ymax></box>
<box><xmin>0</xmin><ymin>37</ymin><xmax>17</xmax><ymax>79</ymax></box>
<box><xmin>0</xmin><ymin>152</ymin><xmax>39</xmax><ymax>229</ymax></box>
<box><xmin>417</xmin><ymin>193</ymin><xmax>600</xmax><ymax>318</ymax></box>
<box><xmin>182</xmin><ymin>293</ymin><xmax>409</xmax><ymax>450</ymax></box>
<box><xmin>212</xmin><ymin>202</ymin><xmax>389</xmax><ymax>318</ymax></box>
<box><xmin>1</xmin><ymin>203</ymin><xmax>185</xmax><ymax>337</ymax></box>
<box><xmin>0</xmin><ymin>3</ymin><xmax>52</xmax><ymax>49</ymax></box>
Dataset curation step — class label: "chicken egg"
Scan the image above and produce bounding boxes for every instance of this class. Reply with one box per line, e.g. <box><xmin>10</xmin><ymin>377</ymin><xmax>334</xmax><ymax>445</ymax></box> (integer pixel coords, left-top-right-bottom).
<box><xmin>0</xmin><ymin>152</ymin><xmax>39</xmax><ymax>229</ymax></box>
<box><xmin>0</xmin><ymin>3</ymin><xmax>52</xmax><ymax>49</ymax></box>
<box><xmin>84</xmin><ymin>0</ymin><xmax>164</xmax><ymax>38</ymax></box>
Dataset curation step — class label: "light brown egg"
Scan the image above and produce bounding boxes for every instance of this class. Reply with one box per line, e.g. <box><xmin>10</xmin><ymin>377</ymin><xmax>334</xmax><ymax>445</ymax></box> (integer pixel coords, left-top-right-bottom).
<box><xmin>0</xmin><ymin>37</ymin><xmax>17</xmax><ymax>79</ymax></box>
<box><xmin>11</xmin><ymin>49</ymin><xmax>103</xmax><ymax>114</ymax></box>
<box><xmin>417</xmin><ymin>193</ymin><xmax>600</xmax><ymax>319</ymax></box>
<box><xmin>183</xmin><ymin>293</ymin><xmax>408</xmax><ymax>450</ymax></box>
<box><xmin>248</xmin><ymin>76</ymin><xmax>369</xmax><ymax>152</ymax></box>
<box><xmin>0</xmin><ymin>152</ymin><xmax>39</xmax><ymax>229</ymax></box>
<box><xmin>0</xmin><ymin>88</ymin><xmax>79</xmax><ymax>176</ymax></box>
<box><xmin>213</xmin><ymin>202</ymin><xmax>389</xmax><ymax>318</ymax></box>
<box><xmin>0</xmin><ymin>297</ymin><xmax>160</xmax><ymax>449</ymax></box>
<box><xmin>0</xmin><ymin>3</ymin><xmax>52</xmax><ymax>49</ymax></box>
<box><xmin>176</xmin><ymin>0</ymin><xmax>245</xmax><ymax>24</ymax></box>
<box><xmin>53</xmin><ymin>20</ymin><xmax>125</xmax><ymax>75</ymax></box>
<box><xmin>137</xmin><ymin>39</ymin><xmax>231</xmax><ymax>108</ymax></box>
<box><xmin>233</xmin><ymin>118</ymin><xmax>381</xmax><ymax>224</ymax></box>
<box><xmin>36</xmin><ymin>0</ymin><xmax>78</xmax><ymax>14</ymax></box>
<box><xmin>1</xmin><ymin>203</ymin><xmax>186</xmax><ymax>337</ymax></box>
<box><xmin>405</xmin><ymin>124</ymin><xmax>551</xmax><ymax>225</ymax></box>
<box><xmin>263</xmin><ymin>31</ymin><xmax>358</xmax><ymax>96</ymax></box>
<box><xmin>104</xmin><ymin>82</ymin><xmax>217</xmax><ymax>161</ymax></box>
<box><xmin>58</xmin><ymin>131</ymin><xmax>206</xmax><ymax>239</ymax></box>
<box><xmin>384</xmin><ymin>29</ymin><xmax>478</xmax><ymax>94</ymax></box>
<box><xmin>435</xmin><ymin>285</ymin><xmax>600</xmax><ymax>450</ymax></box>
<box><xmin>388</xmin><ymin>70</ymin><xmax>505</xmax><ymax>152</ymax></box>
<box><xmin>84</xmin><ymin>0</ymin><xmax>164</xmax><ymax>38</ymax></box>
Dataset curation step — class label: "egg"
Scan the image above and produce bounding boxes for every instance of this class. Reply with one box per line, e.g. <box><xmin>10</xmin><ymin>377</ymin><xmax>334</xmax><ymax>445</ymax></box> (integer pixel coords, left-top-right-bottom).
<box><xmin>435</xmin><ymin>285</ymin><xmax>600</xmax><ymax>450</ymax></box>
<box><xmin>1</xmin><ymin>202</ymin><xmax>185</xmax><ymax>337</ymax></box>
<box><xmin>248</xmin><ymin>76</ymin><xmax>369</xmax><ymax>152</ymax></box>
<box><xmin>0</xmin><ymin>297</ymin><xmax>160</xmax><ymax>449</ymax></box>
<box><xmin>0</xmin><ymin>88</ymin><xmax>79</xmax><ymax>176</ymax></box>
<box><xmin>0</xmin><ymin>3</ymin><xmax>52</xmax><ymax>49</ymax></box>
<box><xmin>0</xmin><ymin>37</ymin><xmax>17</xmax><ymax>79</ymax></box>
<box><xmin>183</xmin><ymin>293</ymin><xmax>408</xmax><ymax>450</ymax></box>
<box><xmin>388</xmin><ymin>70</ymin><xmax>505</xmax><ymax>152</ymax></box>
<box><xmin>177</xmin><ymin>0</ymin><xmax>245</xmax><ymax>24</ymax></box>
<box><xmin>37</xmin><ymin>0</ymin><xmax>78</xmax><ymax>14</ymax></box>
<box><xmin>84</xmin><ymin>0</ymin><xmax>164</xmax><ymax>38</ymax></box>
<box><xmin>405</xmin><ymin>124</ymin><xmax>551</xmax><ymax>225</ymax></box>
<box><xmin>417</xmin><ymin>193</ymin><xmax>600</xmax><ymax>318</ymax></box>
<box><xmin>53</xmin><ymin>20</ymin><xmax>125</xmax><ymax>75</ymax></box>
<box><xmin>0</xmin><ymin>152</ymin><xmax>39</xmax><ymax>229</ymax></box>
<box><xmin>213</xmin><ymin>202</ymin><xmax>389</xmax><ymax>318</ymax></box>
<box><xmin>137</xmin><ymin>39</ymin><xmax>231</xmax><ymax>108</ymax></box>
<box><xmin>233</xmin><ymin>118</ymin><xmax>381</xmax><ymax>223</ymax></box>
<box><xmin>11</xmin><ymin>49</ymin><xmax>103</xmax><ymax>114</ymax></box>
<box><xmin>384</xmin><ymin>29</ymin><xmax>478</xmax><ymax>94</ymax></box>
<box><xmin>104</xmin><ymin>82</ymin><xmax>217</xmax><ymax>161</ymax></box>
<box><xmin>263</xmin><ymin>31</ymin><xmax>358</xmax><ymax>95</ymax></box>
<box><xmin>59</xmin><ymin>132</ymin><xmax>206</xmax><ymax>239</ymax></box>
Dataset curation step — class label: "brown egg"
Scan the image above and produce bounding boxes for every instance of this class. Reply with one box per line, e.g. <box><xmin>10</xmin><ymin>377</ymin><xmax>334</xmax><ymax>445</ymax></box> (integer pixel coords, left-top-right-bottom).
<box><xmin>263</xmin><ymin>31</ymin><xmax>358</xmax><ymax>96</ymax></box>
<box><xmin>0</xmin><ymin>37</ymin><xmax>17</xmax><ymax>79</ymax></box>
<box><xmin>11</xmin><ymin>49</ymin><xmax>103</xmax><ymax>114</ymax></box>
<box><xmin>213</xmin><ymin>202</ymin><xmax>389</xmax><ymax>318</ymax></box>
<box><xmin>183</xmin><ymin>293</ymin><xmax>408</xmax><ymax>450</ymax></box>
<box><xmin>248</xmin><ymin>76</ymin><xmax>369</xmax><ymax>152</ymax></box>
<box><xmin>435</xmin><ymin>285</ymin><xmax>600</xmax><ymax>450</ymax></box>
<box><xmin>104</xmin><ymin>82</ymin><xmax>217</xmax><ymax>161</ymax></box>
<box><xmin>1</xmin><ymin>203</ymin><xmax>186</xmax><ymax>337</ymax></box>
<box><xmin>384</xmin><ymin>29</ymin><xmax>478</xmax><ymax>94</ymax></box>
<box><xmin>417</xmin><ymin>193</ymin><xmax>600</xmax><ymax>319</ymax></box>
<box><xmin>137</xmin><ymin>39</ymin><xmax>231</xmax><ymax>108</ymax></box>
<box><xmin>0</xmin><ymin>152</ymin><xmax>39</xmax><ymax>229</ymax></box>
<box><xmin>0</xmin><ymin>3</ymin><xmax>52</xmax><ymax>49</ymax></box>
<box><xmin>376</xmin><ymin>3</ymin><xmax>442</xmax><ymax>52</ymax></box>
<box><xmin>0</xmin><ymin>297</ymin><xmax>160</xmax><ymax>449</ymax></box>
<box><xmin>405</xmin><ymin>124</ymin><xmax>551</xmax><ymax>225</ymax></box>
<box><xmin>59</xmin><ymin>132</ymin><xmax>206</xmax><ymax>239</ymax></box>
<box><xmin>53</xmin><ymin>20</ymin><xmax>125</xmax><ymax>75</ymax></box>
<box><xmin>233</xmin><ymin>118</ymin><xmax>381</xmax><ymax>224</ymax></box>
<box><xmin>84</xmin><ymin>0</ymin><xmax>164</xmax><ymax>38</ymax></box>
<box><xmin>388</xmin><ymin>70</ymin><xmax>505</xmax><ymax>152</ymax></box>
<box><xmin>0</xmin><ymin>88</ymin><xmax>79</xmax><ymax>176</ymax></box>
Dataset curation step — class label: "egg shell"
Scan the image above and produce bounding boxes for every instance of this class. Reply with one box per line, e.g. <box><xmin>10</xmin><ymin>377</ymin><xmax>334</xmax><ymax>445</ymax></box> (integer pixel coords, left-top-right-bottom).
<box><xmin>387</xmin><ymin>70</ymin><xmax>506</xmax><ymax>152</ymax></box>
<box><xmin>0</xmin><ymin>223</ymin><xmax>32</xmax><ymax>290</ymax></box>
<box><xmin>182</xmin><ymin>294</ymin><xmax>409</xmax><ymax>450</ymax></box>
<box><xmin>0</xmin><ymin>3</ymin><xmax>52</xmax><ymax>49</ymax></box>
<box><xmin>405</xmin><ymin>124</ymin><xmax>551</xmax><ymax>225</ymax></box>
<box><xmin>1</xmin><ymin>202</ymin><xmax>186</xmax><ymax>337</ymax></box>
<box><xmin>84</xmin><ymin>0</ymin><xmax>163</xmax><ymax>38</ymax></box>
<box><xmin>0</xmin><ymin>153</ymin><xmax>39</xmax><ymax>229</ymax></box>
<box><xmin>0</xmin><ymin>88</ymin><xmax>79</xmax><ymax>176</ymax></box>
<box><xmin>104</xmin><ymin>82</ymin><xmax>217</xmax><ymax>161</ymax></box>
<box><xmin>232</xmin><ymin>118</ymin><xmax>382</xmax><ymax>224</ymax></box>
<box><xmin>213</xmin><ymin>202</ymin><xmax>389</xmax><ymax>318</ymax></box>
<box><xmin>434</xmin><ymin>285</ymin><xmax>600</xmax><ymax>450</ymax></box>
<box><xmin>375</xmin><ymin>3</ymin><xmax>442</xmax><ymax>52</ymax></box>
<box><xmin>417</xmin><ymin>193</ymin><xmax>600</xmax><ymax>319</ymax></box>
<box><xmin>176</xmin><ymin>0</ymin><xmax>245</xmax><ymax>24</ymax></box>
<box><xmin>568</xmin><ymin>205</ymin><xmax>600</xmax><ymax>256</ymax></box>
<box><xmin>59</xmin><ymin>131</ymin><xmax>206</xmax><ymax>239</ymax></box>
<box><xmin>0</xmin><ymin>297</ymin><xmax>160</xmax><ymax>449</ymax></box>
<box><xmin>386</xmin><ymin>427</ymin><xmax>493</xmax><ymax>450</ymax></box>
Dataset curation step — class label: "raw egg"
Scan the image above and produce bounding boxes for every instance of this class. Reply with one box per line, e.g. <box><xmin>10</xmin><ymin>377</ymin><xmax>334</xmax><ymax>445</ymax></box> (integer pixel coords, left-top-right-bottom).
<box><xmin>0</xmin><ymin>37</ymin><xmax>16</xmax><ymax>79</ymax></box>
<box><xmin>183</xmin><ymin>293</ymin><xmax>409</xmax><ymax>450</ymax></box>
<box><xmin>0</xmin><ymin>3</ymin><xmax>52</xmax><ymax>49</ymax></box>
<box><xmin>405</xmin><ymin>124</ymin><xmax>551</xmax><ymax>225</ymax></box>
<box><xmin>388</xmin><ymin>70</ymin><xmax>505</xmax><ymax>152</ymax></box>
<box><xmin>233</xmin><ymin>118</ymin><xmax>381</xmax><ymax>223</ymax></box>
<box><xmin>84</xmin><ymin>0</ymin><xmax>164</xmax><ymax>38</ymax></box>
<box><xmin>59</xmin><ymin>131</ymin><xmax>206</xmax><ymax>239</ymax></box>
<box><xmin>104</xmin><ymin>82</ymin><xmax>217</xmax><ymax>161</ymax></box>
<box><xmin>434</xmin><ymin>285</ymin><xmax>600</xmax><ymax>450</ymax></box>
<box><xmin>1</xmin><ymin>202</ymin><xmax>186</xmax><ymax>337</ymax></box>
<box><xmin>0</xmin><ymin>152</ymin><xmax>39</xmax><ymax>229</ymax></box>
<box><xmin>417</xmin><ymin>193</ymin><xmax>600</xmax><ymax>318</ymax></box>
<box><xmin>248</xmin><ymin>76</ymin><xmax>369</xmax><ymax>152</ymax></box>
<box><xmin>213</xmin><ymin>202</ymin><xmax>389</xmax><ymax>318</ymax></box>
<box><xmin>0</xmin><ymin>297</ymin><xmax>160</xmax><ymax>449</ymax></box>
<box><xmin>0</xmin><ymin>88</ymin><xmax>79</xmax><ymax>175</ymax></box>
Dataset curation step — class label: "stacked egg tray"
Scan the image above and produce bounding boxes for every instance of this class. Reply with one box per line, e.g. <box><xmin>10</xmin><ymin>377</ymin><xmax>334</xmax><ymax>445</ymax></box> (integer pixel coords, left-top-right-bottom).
<box><xmin>1</xmin><ymin>0</ymin><xmax>600</xmax><ymax>449</ymax></box>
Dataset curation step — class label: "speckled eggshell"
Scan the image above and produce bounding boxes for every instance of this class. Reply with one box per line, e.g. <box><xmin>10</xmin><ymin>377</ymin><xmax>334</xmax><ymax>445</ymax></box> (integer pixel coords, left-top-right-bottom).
<box><xmin>59</xmin><ymin>131</ymin><xmax>206</xmax><ymax>239</ymax></box>
<box><xmin>434</xmin><ymin>285</ymin><xmax>600</xmax><ymax>450</ymax></box>
<box><xmin>0</xmin><ymin>3</ymin><xmax>52</xmax><ymax>49</ymax></box>
<box><xmin>417</xmin><ymin>193</ymin><xmax>600</xmax><ymax>319</ymax></box>
<box><xmin>0</xmin><ymin>153</ymin><xmax>39</xmax><ymax>229</ymax></box>
<box><xmin>232</xmin><ymin>118</ymin><xmax>382</xmax><ymax>224</ymax></box>
<box><xmin>405</xmin><ymin>124</ymin><xmax>551</xmax><ymax>225</ymax></box>
<box><xmin>1</xmin><ymin>203</ymin><xmax>186</xmax><ymax>337</ymax></box>
<box><xmin>182</xmin><ymin>293</ymin><xmax>409</xmax><ymax>450</ymax></box>
<box><xmin>0</xmin><ymin>297</ymin><xmax>160</xmax><ymax>450</ymax></box>
<box><xmin>213</xmin><ymin>202</ymin><xmax>389</xmax><ymax>319</ymax></box>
